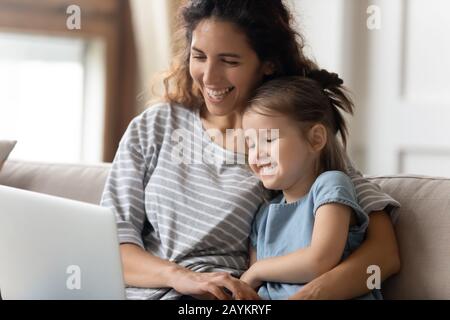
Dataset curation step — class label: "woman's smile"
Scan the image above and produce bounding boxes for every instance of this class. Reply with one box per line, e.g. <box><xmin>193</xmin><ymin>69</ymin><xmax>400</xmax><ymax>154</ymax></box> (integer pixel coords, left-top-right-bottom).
<box><xmin>204</xmin><ymin>86</ymin><xmax>235</xmax><ymax>104</ymax></box>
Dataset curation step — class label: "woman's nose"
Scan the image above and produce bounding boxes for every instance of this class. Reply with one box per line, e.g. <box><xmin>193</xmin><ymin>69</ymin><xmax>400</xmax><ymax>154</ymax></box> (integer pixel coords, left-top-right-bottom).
<box><xmin>203</xmin><ymin>61</ymin><xmax>221</xmax><ymax>84</ymax></box>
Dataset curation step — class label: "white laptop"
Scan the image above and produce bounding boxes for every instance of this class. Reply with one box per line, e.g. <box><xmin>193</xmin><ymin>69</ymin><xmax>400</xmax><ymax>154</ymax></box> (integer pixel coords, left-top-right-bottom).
<box><xmin>0</xmin><ymin>185</ymin><xmax>126</xmax><ymax>300</ymax></box>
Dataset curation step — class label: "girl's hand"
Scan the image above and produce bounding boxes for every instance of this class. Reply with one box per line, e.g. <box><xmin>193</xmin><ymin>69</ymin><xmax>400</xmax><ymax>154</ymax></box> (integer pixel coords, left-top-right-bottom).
<box><xmin>240</xmin><ymin>265</ymin><xmax>262</xmax><ymax>290</ymax></box>
<box><xmin>169</xmin><ymin>268</ymin><xmax>260</xmax><ymax>300</ymax></box>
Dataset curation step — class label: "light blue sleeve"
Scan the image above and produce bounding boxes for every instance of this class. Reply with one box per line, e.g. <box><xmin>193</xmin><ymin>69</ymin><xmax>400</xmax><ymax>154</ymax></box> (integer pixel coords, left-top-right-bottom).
<box><xmin>311</xmin><ymin>171</ymin><xmax>369</xmax><ymax>233</ymax></box>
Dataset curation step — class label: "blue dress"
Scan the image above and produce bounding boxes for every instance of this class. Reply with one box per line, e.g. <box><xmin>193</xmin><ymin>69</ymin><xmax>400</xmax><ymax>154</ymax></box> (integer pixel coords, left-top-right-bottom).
<box><xmin>250</xmin><ymin>170</ymin><xmax>382</xmax><ymax>300</ymax></box>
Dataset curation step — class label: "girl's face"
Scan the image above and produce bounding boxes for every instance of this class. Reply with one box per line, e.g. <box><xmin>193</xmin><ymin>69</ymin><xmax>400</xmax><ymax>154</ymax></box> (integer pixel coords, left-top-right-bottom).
<box><xmin>242</xmin><ymin>111</ymin><xmax>319</xmax><ymax>193</ymax></box>
<box><xmin>189</xmin><ymin>18</ymin><xmax>272</xmax><ymax>117</ymax></box>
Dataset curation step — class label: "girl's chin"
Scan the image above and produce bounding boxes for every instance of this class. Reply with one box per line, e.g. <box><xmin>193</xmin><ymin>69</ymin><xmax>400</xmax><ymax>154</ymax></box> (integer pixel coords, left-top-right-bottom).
<box><xmin>261</xmin><ymin>176</ymin><xmax>280</xmax><ymax>190</ymax></box>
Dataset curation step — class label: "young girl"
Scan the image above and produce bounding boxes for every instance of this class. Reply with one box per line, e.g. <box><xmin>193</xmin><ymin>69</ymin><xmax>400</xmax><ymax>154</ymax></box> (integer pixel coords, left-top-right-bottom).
<box><xmin>241</xmin><ymin>70</ymin><xmax>382</xmax><ymax>300</ymax></box>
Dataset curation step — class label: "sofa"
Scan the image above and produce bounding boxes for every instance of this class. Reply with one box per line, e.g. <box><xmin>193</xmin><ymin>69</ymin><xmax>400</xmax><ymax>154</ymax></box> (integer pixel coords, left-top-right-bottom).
<box><xmin>1</xmin><ymin>159</ymin><xmax>449</xmax><ymax>300</ymax></box>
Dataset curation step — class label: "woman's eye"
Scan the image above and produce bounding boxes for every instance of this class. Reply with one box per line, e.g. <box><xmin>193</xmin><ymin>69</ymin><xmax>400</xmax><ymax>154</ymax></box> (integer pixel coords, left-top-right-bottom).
<box><xmin>223</xmin><ymin>60</ymin><xmax>239</xmax><ymax>66</ymax></box>
<box><xmin>266</xmin><ymin>138</ymin><xmax>277</xmax><ymax>143</ymax></box>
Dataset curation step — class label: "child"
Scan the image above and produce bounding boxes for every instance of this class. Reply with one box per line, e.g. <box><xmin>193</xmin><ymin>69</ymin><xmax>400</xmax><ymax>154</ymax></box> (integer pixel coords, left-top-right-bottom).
<box><xmin>240</xmin><ymin>70</ymin><xmax>381</xmax><ymax>300</ymax></box>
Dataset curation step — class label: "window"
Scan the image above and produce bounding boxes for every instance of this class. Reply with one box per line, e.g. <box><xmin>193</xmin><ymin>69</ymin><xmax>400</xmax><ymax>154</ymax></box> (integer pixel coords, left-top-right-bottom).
<box><xmin>0</xmin><ymin>32</ymin><xmax>105</xmax><ymax>162</ymax></box>
<box><xmin>0</xmin><ymin>0</ymin><xmax>136</xmax><ymax>163</ymax></box>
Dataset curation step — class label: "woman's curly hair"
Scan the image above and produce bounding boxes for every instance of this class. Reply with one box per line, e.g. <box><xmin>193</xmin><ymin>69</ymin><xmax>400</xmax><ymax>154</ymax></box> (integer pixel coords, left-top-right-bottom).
<box><xmin>153</xmin><ymin>0</ymin><xmax>317</xmax><ymax>109</ymax></box>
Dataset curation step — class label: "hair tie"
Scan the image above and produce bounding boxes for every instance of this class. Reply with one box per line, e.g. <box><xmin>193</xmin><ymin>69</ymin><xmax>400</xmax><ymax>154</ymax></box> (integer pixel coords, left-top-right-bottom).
<box><xmin>307</xmin><ymin>69</ymin><xmax>343</xmax><ymax>89</ymax></box>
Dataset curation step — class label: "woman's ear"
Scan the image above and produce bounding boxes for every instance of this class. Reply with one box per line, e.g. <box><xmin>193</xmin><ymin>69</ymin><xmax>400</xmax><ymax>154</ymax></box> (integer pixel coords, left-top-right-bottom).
<box><xmin>307</xmin><ymin>124</ymin><xmax>327</xmax><ymax>152</ymax></box>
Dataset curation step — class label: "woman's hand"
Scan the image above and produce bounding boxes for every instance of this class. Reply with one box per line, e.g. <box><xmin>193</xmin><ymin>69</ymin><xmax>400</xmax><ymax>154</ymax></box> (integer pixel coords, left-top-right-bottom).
<box><xmin>287</xmin><ymin>273</ymin><xmax>330</xmax><ymax>300</ymax></box>
<box><xmin>169</xmin><ymin>268</ymin><xmax>260</xmax><ymax>300</ymax></box>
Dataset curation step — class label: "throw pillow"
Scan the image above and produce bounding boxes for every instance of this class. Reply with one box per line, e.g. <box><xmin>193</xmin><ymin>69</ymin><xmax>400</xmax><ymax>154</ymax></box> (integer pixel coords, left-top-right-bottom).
<box><xmin>0</xmin><ymin>140</ymin><xmax>17</xmax><ymax>172</ymax></box>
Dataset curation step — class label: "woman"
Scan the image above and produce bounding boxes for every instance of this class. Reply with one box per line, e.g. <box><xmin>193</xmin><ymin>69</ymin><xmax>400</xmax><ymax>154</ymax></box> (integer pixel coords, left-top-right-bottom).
<box><xmin>100</xmin><ymin>0</ymin><xmax>400</xmax><ymax>300</ymax></box>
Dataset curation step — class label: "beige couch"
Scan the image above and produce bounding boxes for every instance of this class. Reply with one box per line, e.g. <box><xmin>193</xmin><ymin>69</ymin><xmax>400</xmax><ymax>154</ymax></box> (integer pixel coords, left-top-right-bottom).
<box><xmin>1</xmin><ymin>159</ymin><xmax>449</xmax><ymax>300</ymax></box>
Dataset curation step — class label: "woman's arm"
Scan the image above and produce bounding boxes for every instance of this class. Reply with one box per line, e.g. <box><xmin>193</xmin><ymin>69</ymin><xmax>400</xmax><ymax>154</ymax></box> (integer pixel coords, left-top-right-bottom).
<box><xmin>121</xmin><ymin>243</ymin><xmax>261</xmax><ymax>300</ymax></box>
<box><xmin>121</xmin><ymin>243</ymin><xmax>182</xmax><ymax>288</ymax></box>
<box><xmin>288</xmin><ymin>210</ymin><xmax>401</xmax><ymax>300</ymax></box>
<box><xmin>241</xmin><ymin>203</ymin><xmax>351</xmax><ymax>285</ymax></box>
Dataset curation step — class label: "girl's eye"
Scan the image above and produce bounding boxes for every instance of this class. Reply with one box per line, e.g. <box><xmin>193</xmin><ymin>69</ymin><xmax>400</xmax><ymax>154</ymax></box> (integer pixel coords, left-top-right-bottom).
<box><xmin>192</xmin><ymin>55</ymin><xmax>206</xmax><ymax>60</ymax></box>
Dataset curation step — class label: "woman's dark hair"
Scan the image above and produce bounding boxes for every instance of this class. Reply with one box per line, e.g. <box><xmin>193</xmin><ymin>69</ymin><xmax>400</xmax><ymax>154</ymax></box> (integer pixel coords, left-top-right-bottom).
<box><xmin>246</xmin><ymin>71</ymin><xmax>354</xmax><ymax>173</ymax></box>
<box><xmin>155</xmin><ymin>0</ymin><xmax>317</xmax><ymax>109</ymax></box>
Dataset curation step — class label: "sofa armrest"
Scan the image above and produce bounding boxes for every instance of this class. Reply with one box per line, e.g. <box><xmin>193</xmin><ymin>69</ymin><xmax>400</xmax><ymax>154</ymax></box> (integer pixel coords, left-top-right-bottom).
<box><xmin>368</xmin><ymin>175</ymin><xmax>450</xmax><ymax>299</ymax></box>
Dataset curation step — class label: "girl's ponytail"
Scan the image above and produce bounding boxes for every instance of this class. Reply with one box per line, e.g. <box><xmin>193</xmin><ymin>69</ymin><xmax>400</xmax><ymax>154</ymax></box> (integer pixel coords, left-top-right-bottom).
<box><xmin>306</xmin><ymin>69</ymin><xmax>354</xmax><ymax>148</ymax></box>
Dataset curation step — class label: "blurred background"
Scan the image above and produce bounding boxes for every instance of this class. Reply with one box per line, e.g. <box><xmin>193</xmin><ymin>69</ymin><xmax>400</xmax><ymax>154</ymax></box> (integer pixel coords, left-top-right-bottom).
<box><xmin>0</xmin><ymin>0</ymin><xmax>449</xmax><ymax>176</ymax></box>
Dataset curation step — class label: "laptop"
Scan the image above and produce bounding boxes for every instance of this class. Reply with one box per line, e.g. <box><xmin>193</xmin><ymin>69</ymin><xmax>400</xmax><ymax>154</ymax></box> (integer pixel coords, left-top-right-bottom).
<box><xmin>0</xmin><ymin>185</ymin><xmax>126</xmax><ymax>300</ymax></box>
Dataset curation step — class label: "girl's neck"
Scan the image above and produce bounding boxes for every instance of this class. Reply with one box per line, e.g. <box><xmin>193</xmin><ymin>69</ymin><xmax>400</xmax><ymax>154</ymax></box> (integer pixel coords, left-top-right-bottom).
<box><xmin>283</xmin><ymin>170</ymin><xmax>319</xmax><ymax>204</ymax></box>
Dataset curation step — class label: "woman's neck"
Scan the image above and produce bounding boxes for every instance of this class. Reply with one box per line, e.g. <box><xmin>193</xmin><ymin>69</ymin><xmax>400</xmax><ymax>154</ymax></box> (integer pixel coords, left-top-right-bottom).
<box><xmin>200</xmin><ymin>107</ymin><xmax>243</xmax><ymax>134</ymax></box>
<box><xmin>200</xmin><ymin>107</ymin><xmax>245</xmax><ymax>152</ymax></box>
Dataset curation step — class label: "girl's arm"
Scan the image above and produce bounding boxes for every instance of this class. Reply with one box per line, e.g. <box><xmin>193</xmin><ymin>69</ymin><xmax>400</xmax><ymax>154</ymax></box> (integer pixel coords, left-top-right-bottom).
<box><xmin>248</xmin><ymin>245</ymin><xmax>257</xmax><ymax>267</ymax></box>
<box><xmin>240</xmin><ymin>244</ymin><xmax>259</xmax><ymax>288</ymax></box>
<box><xmin>242</xmin><ymin>203</ymin><xmax>351</xmax><ymax>285</ymax></box>
<box><xmin>289</xmin><ymin>210</ymin><xmax>401</xmax><ymax>300</ymax></box>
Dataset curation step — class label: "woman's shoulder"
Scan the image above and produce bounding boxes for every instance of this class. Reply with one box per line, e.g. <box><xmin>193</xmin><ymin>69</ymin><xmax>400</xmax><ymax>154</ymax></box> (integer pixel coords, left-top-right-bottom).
<box><xmin>131</xmin><ymin>102</ymin><xmax>197</xmax><ymax>132</ymax></box>
<box><xmin>141</xmin><ymin>102</ymin><xmax>195</xmax><ymax>120</ymax></box>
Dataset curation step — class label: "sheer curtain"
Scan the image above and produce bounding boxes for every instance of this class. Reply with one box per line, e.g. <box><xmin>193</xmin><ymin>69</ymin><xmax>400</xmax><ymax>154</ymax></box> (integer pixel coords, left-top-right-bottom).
<box><xmin>130</xmin><ymin>0</ymin><xmax>181</xmax><ymax>112</ymax></box>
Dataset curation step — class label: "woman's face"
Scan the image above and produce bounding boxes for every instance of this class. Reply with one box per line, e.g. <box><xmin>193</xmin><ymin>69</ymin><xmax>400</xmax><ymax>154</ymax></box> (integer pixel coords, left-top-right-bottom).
<box><xmin>189</xmin><ymin>18</ymin><xmax>272</xmax><ymax>117</ymax></box>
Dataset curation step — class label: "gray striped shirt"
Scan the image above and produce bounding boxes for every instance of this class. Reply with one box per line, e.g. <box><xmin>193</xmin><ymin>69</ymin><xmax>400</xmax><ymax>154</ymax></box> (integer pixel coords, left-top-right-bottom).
<box><xmin>100</xmin><ymin>103</ymin><xmax>400</xmax><ymax>300</ymax></box>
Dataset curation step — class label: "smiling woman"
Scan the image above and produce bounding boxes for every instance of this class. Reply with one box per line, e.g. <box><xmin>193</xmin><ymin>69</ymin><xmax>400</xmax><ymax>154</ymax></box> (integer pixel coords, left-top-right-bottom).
<box><xmin>159</xmin><ymin>0</ymin><xmax>315</xmax><ymax>115</ymax></box>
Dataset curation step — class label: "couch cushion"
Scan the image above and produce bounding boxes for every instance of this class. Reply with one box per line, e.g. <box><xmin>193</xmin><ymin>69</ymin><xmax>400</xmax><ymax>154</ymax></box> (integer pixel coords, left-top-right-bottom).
<box><xmin>0</xmin><ymin>160</ymin><xmax>111</xmax><ymax>205</ymax></box>
<box><xmin>368</xmin><ymin>175</ymin><xmax>450</xmax><ymax>299</ymax></box>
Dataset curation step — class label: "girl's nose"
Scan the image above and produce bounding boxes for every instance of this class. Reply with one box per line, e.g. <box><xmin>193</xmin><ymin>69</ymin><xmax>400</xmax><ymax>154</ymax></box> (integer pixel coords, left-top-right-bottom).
<box><xmin>256</xmin><ymin>148</ymin><xmax>271</xmax><ymax>166</ymax></box>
